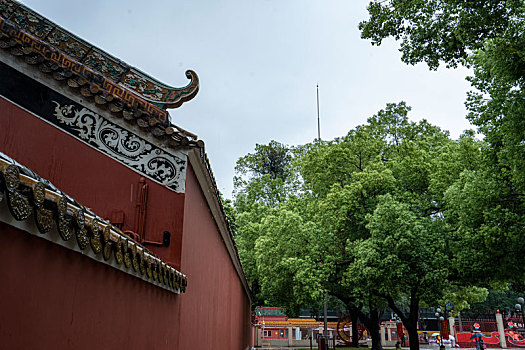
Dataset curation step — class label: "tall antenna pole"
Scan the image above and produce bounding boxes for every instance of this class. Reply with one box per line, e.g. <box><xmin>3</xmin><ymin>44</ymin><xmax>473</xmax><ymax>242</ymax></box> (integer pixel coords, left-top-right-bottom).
<box><xmin>317</xmin><ymin>84</ymin><xmax>328</xmax><ymax>348</ymax></box>
<box><xmin>316</xmin><ymin>84</ymin><xmax>321</xmax><ymax>140</ymax></box>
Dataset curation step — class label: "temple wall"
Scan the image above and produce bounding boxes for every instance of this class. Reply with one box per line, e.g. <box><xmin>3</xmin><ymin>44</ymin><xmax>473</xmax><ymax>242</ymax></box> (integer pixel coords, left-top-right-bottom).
<box><xmin>179</xmin><ymin>164</ymin><xmax>252</xmax><ymax>350</ymax></box>
<box><xmin>0</xmin><ymin>221</ymin><xmax>182</xmax><ymax>349</ymax></box>
<box><xmin>0</xmin><ymin>94</ymin><xmax>184</xmax><ymax>269</ymax></box>
<box><xmin>0</xmin><ymin>70</ymin><xmax>252</xmax><ymax>349</ymax></box>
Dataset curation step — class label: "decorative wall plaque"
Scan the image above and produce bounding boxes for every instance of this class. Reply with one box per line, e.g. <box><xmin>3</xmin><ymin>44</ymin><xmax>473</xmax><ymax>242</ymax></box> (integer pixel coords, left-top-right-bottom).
<box><xmin>51</xmin><ymin>101</ymin><xmax>187</xmax><ymax>192</ymax></box>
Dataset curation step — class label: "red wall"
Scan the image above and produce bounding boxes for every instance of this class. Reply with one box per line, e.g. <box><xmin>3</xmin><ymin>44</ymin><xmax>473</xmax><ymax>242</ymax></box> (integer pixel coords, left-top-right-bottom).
<box><xmin>0</xmin><ymin>96</ymin><xmax>252</xmax><ymax>349</ymax></box>
<box><xmin>178</xmin><ymin>164</ymin><xmax>252</xmax><ymax>350</ymax></box>
<box><xmin>0</xmin><ymin>96</ymin><xmax>183</xmax><ymax>269</ymax></box>
<box><xmin>0</xmin><ymin>222</ymin><xmax>181</xmax><ymax>349</ymax></box>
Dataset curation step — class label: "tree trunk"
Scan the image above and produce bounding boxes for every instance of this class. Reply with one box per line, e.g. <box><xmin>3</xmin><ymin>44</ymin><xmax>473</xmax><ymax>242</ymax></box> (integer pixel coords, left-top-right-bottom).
<box><xmin>381</xmin><ymin>288</ymin><xmax>421</xmax><ymax>350</ymax></box>
<box><xmin>406</xmin><ymin>321</ymin><xmax>420</xmax><ymax>350</ymax></box>
<box><xmin>350</xmin><ymin>306</ymin><xmax>359</xmax><ymax>347</ymax></box>
<box><xmin>358</xmin><ymin>306</ymin><xmax>383</xmax><ymax>350</ymax></box>
<box><xmin>340</xmin><ymin>302</ymin><xmax>362</xmax><ymax>347</ymax></box>
<box><xmin>368</xmin><ymin>313</ymin><xmax>383</xmax><ymax>350</ymax></box>
<box><xmin>406</xmin><ymin>294</ymin><xmax>421</xmax><ymax>350</ymax></box>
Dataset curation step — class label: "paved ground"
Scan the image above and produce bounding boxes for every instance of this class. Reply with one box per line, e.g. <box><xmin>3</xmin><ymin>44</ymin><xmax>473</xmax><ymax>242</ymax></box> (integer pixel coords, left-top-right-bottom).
<box><xmin>252</xmin><ymin>347</ymin><xmax>522</xmax><ymax>350</ymax></box>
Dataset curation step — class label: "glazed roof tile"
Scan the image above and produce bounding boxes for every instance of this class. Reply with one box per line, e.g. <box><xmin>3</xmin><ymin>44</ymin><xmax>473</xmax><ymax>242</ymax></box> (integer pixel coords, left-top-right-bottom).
<box><xmin>259</xmin><ymin>319</ymin><xmax>340</xmax><ymax>328</ymax></box>
<box><xmin>0</xmin><ymin>0</ymin><xmax>199</xmax><ymax>139</ymax></box>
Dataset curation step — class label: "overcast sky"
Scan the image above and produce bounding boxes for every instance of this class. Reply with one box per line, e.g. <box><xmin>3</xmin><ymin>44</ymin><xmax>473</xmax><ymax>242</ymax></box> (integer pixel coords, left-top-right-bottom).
<box><xmin>20</xmin><ymin>0</ymin><xmax>475</xmax><ymax>198</ymax></box>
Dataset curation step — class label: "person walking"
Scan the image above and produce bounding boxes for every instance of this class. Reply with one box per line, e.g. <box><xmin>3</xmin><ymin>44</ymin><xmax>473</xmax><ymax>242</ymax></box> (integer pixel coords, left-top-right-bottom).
<box><xmin>471</xmin><ymin>323</ymin><xmax>485</xmax><ymax>350</ymax></box>
<box><xmin>474</xmin><ymin>335</ymin><xmax>485</xmax><ymax>350</ymax></box>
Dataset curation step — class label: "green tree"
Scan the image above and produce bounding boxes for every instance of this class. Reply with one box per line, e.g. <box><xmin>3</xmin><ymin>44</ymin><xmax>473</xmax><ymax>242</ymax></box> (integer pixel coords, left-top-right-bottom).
<box><xmin>254</xmin><ymin>207</ymin><xmax>325</xmax><ymax>316</ymax></box>
<box><xmin>360</xmin><ymin>0</ymin><xmax>525</xmax><ymax>298</ymax></box>
<box><xmin>234</xmin><ymin>103</ymin><xmax>492</xmax><ymax>350</ymax></box>
<box><xmin>325</xmin><ymin>104</ymin><xmax>462</xmax><ymax>350</ymax></box>
<box><xmin>234</xmin><ymin>140</ymin><xmax>294</xmax><ymax>210</ymax></box>
<box><xmin>359</xmin><ymin>0</ymin><xmax>524</xmax><ymax>70</ymax></box>
<box><xmin>233</xmin><ymin>140</ymin><xmax>295</xmax><ymax>306</ymax></box>
<box><xmin>249</xmin><ymin>103</ymin><xmax>475</xmax><ymax>350</ymax></box>
<box><xmin>462</xmin><ymin>287</ymin><xmax>525</xmax><ymax>317</ymax></box>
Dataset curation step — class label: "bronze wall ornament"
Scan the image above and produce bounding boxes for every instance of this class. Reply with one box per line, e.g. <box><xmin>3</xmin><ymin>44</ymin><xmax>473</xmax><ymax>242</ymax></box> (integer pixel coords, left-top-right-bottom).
<box><xmin>35</xmin><ymin>206</ymin><xmax>54</xmax><ymax>234</ymax></box>
<box><xmin>123</xmin><ymin>240</ymin><xmax>132</xmax><ymax>269</ymax></box>
<box><xmin>169</xmin><ymin>271</ymin><xmax>175</xmax><ymax>288</ymax></box>
<box><xmin>102</xmin><ymin>241</ymin><xmax>113</xmax><ymax>261</ymax></box>
<box><xmin>57</xmin><ymin>196</ymin><xmax>73</xmax><ymax>241</ymax></box>
<box><xmin>75</xmin><ymin>208</ymin><xmax>89</xmax><ymax>250</ymax></box>
<box><xmin>0</xmin><ymin>151</ymin><xmax>187</xmax><ymax>293</ymax></box>
<box><xmin>75</xmin><ymin>208</ymin><xmax>86</xmax><ymax>227</ymax></box>
<box><xmin>31</xmin><ymin>181</ymin><xmax>52</xmax><ymax>233</ymax></box>
<box><xmin>7</xmin><ymin>190</ymin><xmax>31</xmax><ymax>221</ymax></box>
<box><xmin>89</xmin><ymin>218</ymin><xmax>102</xmax><ymax>254</ymax></box>
<box><xmin>124</xmin><ymin>251</ymin><xmax>132</xmax><ymax>269</ymax></box>
<box><xmin>32</xmin><ymin>181</ymin><xmax>46</xmax><ymax>205</ymax></box>
<box><xmin>159</xmin><ymin>263</ymin><xmax>165</xmax><ymax>285</ymax></box>
<box><xmin>139</xmin><ymin>253</ymin><xmax>146</xmax><ymax>276</ymax></box>
<box><xmin>114</xmin><ymin>239</ymin><xmax>123</xmax><ymax>266</ymax></box>
<box><xmin>1</xmin><ymin>164</ymin><xmax>30</xmax><ymax>221</ymax></box>
<box><xmin>4</xmin><ymin>164</ymin><xmax>20</xmax><ymax>191</ymax></box>
<box><xmin>131</xmin><ymin>245</ymin><xmax>139</xmax><ymax>273</ymax></box>
<box><xmin>163</xmin><ymin>266</ymin><xmax>169</xmax><ymax>286</ymax></box>
<box><xmin>132</xmin><ymin>254</ymin><xmax>139</xmax><ymax>273</ymax></box>
<box><xmin>167</xmin><ymin>271</ymin><xmax>172</xmax><ymax>288</ymax></box>
<box><xmin>152</xmin><ymin>262</ymin><xmax>158</xmax><ymax>281</ymax></box>
<box><xmin>146</xmin><ymin>261</ymin><xmax>153</xmax><ymax>279</ymax></box>
<box><xmin>102</xmin><ymin>224</ymin><xmax>111</xmax><ymax>244</ymax></box>
<box><xmin>174</xmin><ymin>274</ymin><xmax>180</xmax><ymax>290</ymax></box>
<box><xmin>76</xmin><ymin>225</ymin><xmax>89</xmax><ymax>250</ymax></box>
<box><xmin>90</xmin><ymin>231</ymin><xmax>102</xmax><ymax>254</ymax></box>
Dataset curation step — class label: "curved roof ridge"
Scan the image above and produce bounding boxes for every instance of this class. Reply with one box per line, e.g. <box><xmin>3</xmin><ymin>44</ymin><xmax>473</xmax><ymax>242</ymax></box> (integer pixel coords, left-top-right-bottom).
<box><xmin>0</xmin><ymin>0</ymin><xmax>199</xmax><ymax>129</ymax></box>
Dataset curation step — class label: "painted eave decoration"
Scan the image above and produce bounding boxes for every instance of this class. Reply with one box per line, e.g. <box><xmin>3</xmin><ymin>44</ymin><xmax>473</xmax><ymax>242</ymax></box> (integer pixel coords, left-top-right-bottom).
<box><xmin>0</xmin><ymin>0</ymin><xmax>199</xmax><ymax>138</ymax></box>
<box><xmin>0</xmin><ymin>151</ymin><xmax>188</xmax><ymax>294</ymax></box>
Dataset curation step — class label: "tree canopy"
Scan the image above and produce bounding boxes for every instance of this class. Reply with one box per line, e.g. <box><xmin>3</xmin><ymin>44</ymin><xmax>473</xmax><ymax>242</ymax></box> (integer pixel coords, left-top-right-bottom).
<box><xmin>359</xmin><ymin>0</ymin><xmax>524</xmax><ymax>70</ymax></box>
<box><xmin>229</xmin><ymin>3</ymin><xmax>524</xmax><ymax>350</ymax></box>
<box><xmin>232</xmin><ymin>103</ymin><xmax>489</xmax><ymax>350</ymax></box>
<box><xmin>360</xmin><ymin>0</ymin><xmax>525</xmax><ymax>289</ymax></box>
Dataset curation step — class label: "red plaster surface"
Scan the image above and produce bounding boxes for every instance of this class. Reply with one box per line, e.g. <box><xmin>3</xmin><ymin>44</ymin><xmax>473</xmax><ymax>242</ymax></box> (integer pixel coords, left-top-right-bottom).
<box><xmin>0</xmin><ymin>97</ymin><xmax>183</xmax><ymax>269</ymax></box>
<box><xmin>0</xmin><ymin>97</ymin><xmax>252</xmax><ymax>349</ymax></box>
<box><xmin>179</xmin><ymin>164</ymin><xmax>252</xmax><ymax>350</ymax></box>
<box><xmin>0</xmin><ymin>222</ymin><xmax>181</xmax><ymax>349</ymax></box>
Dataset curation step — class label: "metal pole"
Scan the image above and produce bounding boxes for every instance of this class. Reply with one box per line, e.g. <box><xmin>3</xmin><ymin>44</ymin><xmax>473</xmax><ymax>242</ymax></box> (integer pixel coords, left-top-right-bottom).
<box><xmin>316</xmin><ymin>84</ymin><xmax>321</xmax><ymax>140</ymax></box>
<box><xmin>324</xmin><ymin>292</ymin><xmax>328</xmax><ymax>350</ymax></box>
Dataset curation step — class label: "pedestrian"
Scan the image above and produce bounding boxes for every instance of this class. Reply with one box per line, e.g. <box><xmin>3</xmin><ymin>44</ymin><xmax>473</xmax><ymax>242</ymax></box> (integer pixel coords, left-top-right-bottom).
<box><xmin>474</xmin><ymin>336</ymin><xmax>485</xmax><ymax>350</ymax></box>
<box><xmin>401</xmin><ymin>333</ymin><xmax>406</xmax><ymax>347</ymax></box>
<box><xmin>472</xmin><ymin>323</ymin><xmax>485</xmax><ymax>350</ymax></box>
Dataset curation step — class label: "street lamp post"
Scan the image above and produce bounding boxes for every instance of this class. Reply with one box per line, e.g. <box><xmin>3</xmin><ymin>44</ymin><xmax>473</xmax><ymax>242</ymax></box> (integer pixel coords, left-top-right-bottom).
<box><xmin>515</xmin><ymin>297</ymin><xmax>525</xmax><ymax>333</ymax></box>
<box><xmin>435</xmin><ymin>308</ymin><xmax>446</xmax><ymax>350</ymax></box>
